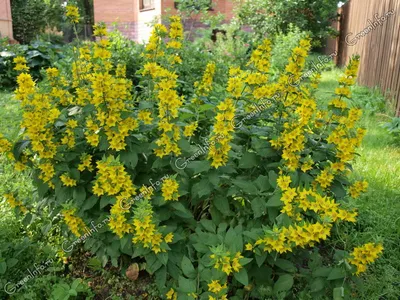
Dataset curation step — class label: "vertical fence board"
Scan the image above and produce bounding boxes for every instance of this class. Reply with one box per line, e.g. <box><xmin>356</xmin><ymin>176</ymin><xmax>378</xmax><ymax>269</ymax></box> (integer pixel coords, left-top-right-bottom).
<box><xmin>329</xmin><ymin>0</ymin><xmax>400</xmax><ymax>115</ymax></box>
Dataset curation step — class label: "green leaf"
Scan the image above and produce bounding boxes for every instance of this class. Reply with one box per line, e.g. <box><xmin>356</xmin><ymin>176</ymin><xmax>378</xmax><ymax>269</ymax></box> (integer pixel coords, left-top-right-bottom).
<box><xmin>274</xmin><ymin>259</ymin><xmax>296</xmax><ymax>273</ymax></box>
<box><xmin>12</xmin><ymin>140</ymin><xmax>30</xmax><ymax>160</ymax></box>
<box><xmin>268</xmin><ymin>170</ymin><xmax>278</xmax><ymax>188</ymax></box>
<box><xmin>7</xmin><ymin>258</ymin><xmax>18</xmax><ymax>268</ymax></box>
<box><xmin>333</xmin><ymin>287</ymin><xmax>345</xmax><ymax>300</ymax></box>
<box><xmin>181</xmin><ymin>256</ymin><xmax>196</xmax><ymax>279</ymax></box>
<box><xmin>170</xmin><ymin>202</ymin><xmax>193</xmax><ymax>219</ymax></box>
<box><xmin>200</xmin><ymin>219</ymin><xmax>216</xmax><ymax>233</ymax></box>
<box><xmin>225</xmin><ymin>228</ymin><xmax>241</xmax><ymax>252</ymax></box>
<box><xmin>255</xmin><ymin>252</ymin><xmax>267</xmax><ymax>267</ymax></box>
<box><xmin>213</xmin><ymin>195</ymin><xmax>232</xmax><ymax>216</ymax></box>
<box><xmin>146</xmin><ymin>254</ymin><xmax>163</xmax><ymax>274</ymax></box>
<box><xmin>82</xmin><ymin>195</ymin><xmax>98</xmax><ymax>211</ymax></box>
<box><xmin>255</xmin><ymin>175</ymin><xmax>271</xmax><ymax>192</ymax></box>
<box><xmin>251</xmin><ymin>197</ymin><xmax>266</xmax><ymax>218</ymax></box>
<box><xmin>310</xmin><ymin>277</ymin><xmax>325</xmax><ymax>292</ymax></box>
<box><xmin>158</xmin><ymin>252</ymin><xmax>168</xmax><ymax>266</ymax></box>
<box><xmin>273</xmin><ymin>274</ymin><xmax>294</xmax><ymax>293</ymax></box>
<box><xmin>73</xmin><ymin>186</ymin><xmax>86</xmax><ymax>203</ymax></box>
<box><xmin>187</xmin><ymin>160</ymin><xmax>211</xmax><ymax>174</ymax></box>
<box><xmin>178</xmin><ymin>276</ymin><xmax>196</xmax><ymax>293</ymax></box>
<box><xmin>234</xmin><ymin>268</ymin><xmax>249</xmax><ymax>285</ymax></box>
<box><xmin>239</xmin><ymin>152</ymin><xmax>258</xmax><ymax>169</ymax></box>
<box><xmin>0</xmin><ymin>262</ymin><xmax>7</xmax><ymax>274</ymax></box>
<box><xmin>100</xmin><ymin>196</ymin><xmax>114</xmax><ymax>209</ymax></box>
<box><xmin>313</xmin><ymin>267</ymin><xmax>332</xmax><ymax>277</ymax></box>
<box><xmin>232</xmin><ymin>179</ymin><xmax>259</xmax><ymax>195</ymax></box>
<box><xmin>266</xmin><ymin>193</ymin><xmax>282</xmax><ymax>207</ymax></box>
<box><xmin>192</xmin><ymin>179</ymin><xmax>212</xmax><ymax>199</ymax></box>
<box><xmin>155</xmin><ymin>266</ymin><xmax>167</xmax><ymax>289</ymax></box>
<box><xmin>120</xmin><ymin>151</ymin><xmax>138</xmax><ymax>169</ymax></box>
<box><xmin>327</xmin><ymin>268</ymin><xmax>346</xmax><ymax>280</ymax></box>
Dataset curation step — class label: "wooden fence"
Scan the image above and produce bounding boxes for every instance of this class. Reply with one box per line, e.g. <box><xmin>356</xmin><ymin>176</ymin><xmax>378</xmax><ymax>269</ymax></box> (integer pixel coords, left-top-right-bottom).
<box><xmin>324</xmin><ymin>0</ymin><xmax>400</xmax><ymax>115</ymax></box>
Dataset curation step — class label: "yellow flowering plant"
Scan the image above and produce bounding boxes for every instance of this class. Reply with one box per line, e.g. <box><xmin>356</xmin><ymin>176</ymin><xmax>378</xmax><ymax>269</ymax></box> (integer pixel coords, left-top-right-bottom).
<box><xmin>0</xmin><ymin>12</ymin><xmax>384</xmax><ymax>299</ymax></box>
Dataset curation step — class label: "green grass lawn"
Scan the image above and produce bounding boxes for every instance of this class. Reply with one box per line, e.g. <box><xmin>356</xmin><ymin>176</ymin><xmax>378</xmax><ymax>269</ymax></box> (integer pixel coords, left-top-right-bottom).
<box><xmin>317</xmin><ymin>71</ymin><xmax>400</xmax><ymax>299</ymax></box>
<box><xmin>0</xmin><ymin>67</ymin><xmax>399</xmax><ymax>299</ymax></box>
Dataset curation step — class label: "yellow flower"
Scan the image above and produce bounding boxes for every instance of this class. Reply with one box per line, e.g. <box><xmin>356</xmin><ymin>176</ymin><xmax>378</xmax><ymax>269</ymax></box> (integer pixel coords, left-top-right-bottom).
<box><xmin>4</xmin><ymin>193</ymin><xmax>27</xmax><ymax>214</ymax></box>
<box><xmin>183</xmin><ymin>122</ymin><xmax>198</xmax><ymax>137</ymax></box>
<box><xmin>245</xmin><ymin>243</ymin><xmax>253</xmax><ymax>251</ymax></box>
<box><xmin>348</xmin><ymin>243</ymin><xmax>383</xmax><ymax>275</ymax></box>
<box><xmin>65</xmin><ymin>5</ymin><xmax>80</xmax><ymax>24</ymax></box>
<box><xmin>62</xmin><ymin>208</ymin><xmax>87</xmax><ymax>237</ymax></box>
<box><xmin>161</xmin><ymin>178</ymin><xmax>179</xmax><ymax>201</ymax></box>
<box><xmin>164</xmin><ymin>232</ymin><xmax>174</xmax><ymax>243</ymax></box>
<box><xmin>93</xmin><ymin>23</ymin><xmax>108</xmax><ymax>37</ymax></box>
<box><xmin>138</xmin><ymin>111</ymin><xmax>153</xmax><ymax>125</ymax></box>
<box><xmin>166</xmin><ymin>288</ymin><xmax>177</xmax><ymax>300</ymax></box>
<box><xmin>60</xmin><ymin>174</ymin><xmax>77</xmax><ymax>187</ymax></box>
<box><xmin>208</xmin><ymin>280</ymin><xmax>224</xmax><ymax>293</ymax></box>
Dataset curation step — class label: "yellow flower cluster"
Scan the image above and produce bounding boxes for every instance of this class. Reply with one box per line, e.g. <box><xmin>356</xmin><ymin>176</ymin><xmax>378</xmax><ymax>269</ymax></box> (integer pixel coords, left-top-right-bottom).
<box><xmin>78</xmin><ymin>154</ymin><xmax>93</xmax><ymax>172</ymax></box>
<box><xmin>166</xmin><ymin>288</ymin><xmax>178</xmax><ymax>300</ymax></box>
<box><xmin>207</xmin><ymin>98</ymin><xmax>235</xmax><ymax>168</ymax></box>
<box><xmin>61</xmin><ymin>119</ymin><xmax>78</xmax><ymax>148</ymax></box>
<box><xmin>248</xmin><ymin>39</ymin><xmax>272</xmax><ymax>72</ymax></box>
<box><xmin>138</xmin><ymin>110</ymin><xmax>153</xmax><ymax>125</ymax></box>
<box><xmin>62</xmin><ymin>208</ymin><xmax>87</xmax><ymax>237</ymax></box>
<box><xmin>278</xmin><ymin>173</ymin><xmax>358</xmax><ymax>220</ymax></box>
<box><xmin>348</xmin><ymin>243</ymin><xmax>383</xmax><ymax>275</ymax></box>
<box><xmin>14</xmin><ymin>63</ymin><xmax>59</xmax><ymax>160</ymax></box>
<box><xmin>4</xmin><ymin>193</ymin><xmax>27</xmax><ymax>214</ymax></box>
<box><xmin>145</xmin><ymin>24</ymin><xmax>168</xmax><ymax>59</ymax></box>
<box><xmin>0</xmin><ymin>134</ymin><xmax>12</xmax><ymax>153</ymax></box>
<box><xmin>167</xmin><ymin>16</ymin><xmax>184</xmax><ymax>64</ymax></box>
<box><xmin>132</xmin><ymin>201</ymin><xmax>174</xmax><ymax>253</ymax></box>
<box><xmin>92</xmin><ymin>159</ymin><xmax>133</xmax><ymax>196</ymax></box>
<box><xmin>38</xmin><ymin>162</ymin><xmax>55</xmax><ymax>188</ymax></box>
<box><xmin>335</xmin><ymin>56</ymin><xmax>359</xmax><ymax>98</ymax></box>
<box><xmin>194</xmin><ymin>62</ymin><xmax>216</xmax><ymax>96</ymax></box>
<box><xmin>143</xmin><ymin>63</ymin><xmax>183</xmax><ymax>157</ymax></box>
<box><xmin>208</xmin><ymin>280</ymin><xmax>228</xmax><ymax>300</ymax></box>
<box><xmin>60</xmin><ymin>174</ymin><xmax>77</xmax><ymax>187</ymax></box>
<box><xmin>210</xmin><ymin>251</ymin><xmax>243</xmax><ymax>275</ymax></box>
<box><xmin>349</xmin><ymin>180</ymin><xmax>368</xmax><ymax>198</ymax></box>
<box><xmin>65</xmin><ymin>5</ymin><xmax>80</xmax><ymax>24</ymax></box>
<box><xmin>92</xmin><ymin>157</ymin><xmax>136</xmax><ymax>237</ymax></box>
<box><xmin>13</xmin><ymin>56</ymin><xmax>29</xmax><ymax>72</ymax></box>
<box><xmin>161</xmin><ymin>178</ymin><xmax>180</xmax><ymax>201</ymax></box>
<box><xmin>183</xmin><ymin>121</ymin><xmax>198</xmax><ymax>137</ymax></box>
<box><xmin>226</xmin><ymin>70</ymin><xmax>245</xmax><ymax>98</ymax></box>
<box><xmin>254</xmin><ymin>222</ymin><xmax>331</xmax><ymax>253</ymax></box>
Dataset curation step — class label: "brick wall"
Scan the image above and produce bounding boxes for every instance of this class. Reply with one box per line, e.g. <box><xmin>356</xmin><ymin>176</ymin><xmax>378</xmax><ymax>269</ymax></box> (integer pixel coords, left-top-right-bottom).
<box><xmin>94</xmin><ymin>0</ymin><xmax>235</xmax><ymax>42</ymax></box>
<box><xmin>0</xmin><ymin>0</ymin><xmax>13</xmax><ymax>40</ymax></box>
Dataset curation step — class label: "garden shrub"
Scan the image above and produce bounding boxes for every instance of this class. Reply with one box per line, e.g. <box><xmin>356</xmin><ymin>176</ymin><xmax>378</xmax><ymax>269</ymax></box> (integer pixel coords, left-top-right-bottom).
<box><xmin>0</xmin><ymin>40</ymin><xmax>64</xmax><ymax>89</ymax></box>
<box><xmin>270</xmin><ymin>25</ymin><xmax>309</xmax><ymax>75</ymax></box>
<box><xmin>235</xmin><ymin>0</ymin><xmax>340</xmax><ymax>47</ymax></box>
<box><xmin>0</xmin><ymin>8</ymin><xmax>384</xmax><ymax>299</ymax></box>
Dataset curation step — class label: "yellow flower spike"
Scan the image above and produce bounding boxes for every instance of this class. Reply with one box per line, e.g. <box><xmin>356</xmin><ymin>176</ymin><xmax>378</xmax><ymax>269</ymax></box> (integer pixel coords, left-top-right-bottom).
<box><xmin>62</xmin><ymin>209</ymin><xmax>87</xmax><ymax>237</ymax></box>
<box><xmin>65</xmin><ymin>5</ymin><xmax>80</xmax><ymax>24</ymax></box>
<box><xmin>195</xmin><ymin>62</ymin><xmax>216</xmax><ymax>96</ymax></box>
<box><xmin>60</xmin><ymin>174</ymin><xmax>77</xmax><ymax>187</ymax></box>
<box><xmin>4</xmin><ymin>193</ymin><xmax>28</xmax><ymax>214</ymax></box>
<box><xmin>161</xmin><ymin>178</ymin><xmax>179</xmax><ymax>201</ymax></box>
<box><xmin>348</xmin><ymin>243</ymin><xmax>383</xmax><ymax>275</ymax></box>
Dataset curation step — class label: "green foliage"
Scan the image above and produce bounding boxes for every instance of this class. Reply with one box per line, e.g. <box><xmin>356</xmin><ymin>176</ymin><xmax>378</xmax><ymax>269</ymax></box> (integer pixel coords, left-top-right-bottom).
<box><xmin>383</xmin><ymin>117</ymin><xmax>400</xmax><ymax>143</ymax></box>
<box><xmin>108</xmin><ymin>29</ymin><xmax>145</xmax><ymax>86</ymax></box>
<box><xmin>235</xmin><ymin>0</ymin><xmax>341</xmax><ymax>46</ymax></box>
<box><xmin>11</xmin><ymin>0</ymin><xmax>63</xmax><ymax>44</ymax></box>
<box><xmin>270</xmin><ymin>25</ymin><xmax>309</xmax><ymax>74</ymax></box>
<box><xmin>0</xmin><ymin>40</ymin><xmax>64</xmax><ymax>89</ymax></box>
